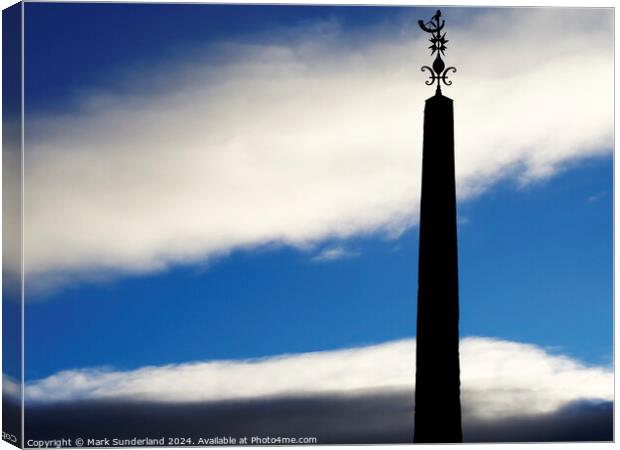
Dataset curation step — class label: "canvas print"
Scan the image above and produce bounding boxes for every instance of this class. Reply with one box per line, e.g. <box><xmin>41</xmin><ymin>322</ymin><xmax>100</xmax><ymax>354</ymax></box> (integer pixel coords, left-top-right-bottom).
<box><xmin>2</xmin><ymin>2</ymin><xmax>614</xmax><ymax>447</ymax></box>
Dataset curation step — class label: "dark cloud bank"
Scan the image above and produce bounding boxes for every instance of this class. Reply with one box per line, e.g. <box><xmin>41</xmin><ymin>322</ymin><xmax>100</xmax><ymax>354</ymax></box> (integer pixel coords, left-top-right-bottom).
<box><xmin>12</xmin><ymin>390</ymin><xmax>612</xmax><ymax>446</ymax></box>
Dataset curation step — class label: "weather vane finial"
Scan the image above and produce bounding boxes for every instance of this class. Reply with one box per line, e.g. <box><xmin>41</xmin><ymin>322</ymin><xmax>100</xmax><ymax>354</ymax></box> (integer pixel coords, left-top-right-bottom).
<box><xmin>418</xmin><ymin>9</ymin><xmax>456</xmax><ymax>94</ymax></box>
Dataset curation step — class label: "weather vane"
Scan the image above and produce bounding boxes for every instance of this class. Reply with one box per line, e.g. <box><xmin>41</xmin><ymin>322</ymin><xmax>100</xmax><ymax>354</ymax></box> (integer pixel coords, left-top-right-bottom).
<box><xmin>418</xmin><ymin>9</ymin><xmax>456</xmax><ymax>94</ymax></box>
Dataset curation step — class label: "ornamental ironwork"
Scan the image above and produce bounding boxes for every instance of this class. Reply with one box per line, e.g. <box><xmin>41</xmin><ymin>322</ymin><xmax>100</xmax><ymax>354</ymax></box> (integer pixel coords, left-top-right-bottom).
<box><xmin>418</xmin><ymin>10</ymin><xmax>456</xmax><ymax>93</ymax></box>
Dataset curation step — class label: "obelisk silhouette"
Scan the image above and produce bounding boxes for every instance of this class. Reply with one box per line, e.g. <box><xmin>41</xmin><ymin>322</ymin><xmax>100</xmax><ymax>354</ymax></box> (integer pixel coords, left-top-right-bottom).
<box><xmin>414</xmin><ymin>10</ymin><xmax>463</xmax><ymax>443</ymax></box>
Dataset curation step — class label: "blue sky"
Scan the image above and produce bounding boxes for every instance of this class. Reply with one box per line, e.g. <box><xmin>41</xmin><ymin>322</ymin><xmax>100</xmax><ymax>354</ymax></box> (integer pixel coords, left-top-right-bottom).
<box><xmin>24</xmin><ymin>3</ymin><xmax>413</xmax><ymax>113</ymax></box>
<box><xmin>24</xmin><ymin>154</ymin><xmax>612</xmax><ymax>380</ymax></box>
<box><xmin>17</xmin><ymin>2</ymin><xmax>613</xmax><ymax>407</ymax></box>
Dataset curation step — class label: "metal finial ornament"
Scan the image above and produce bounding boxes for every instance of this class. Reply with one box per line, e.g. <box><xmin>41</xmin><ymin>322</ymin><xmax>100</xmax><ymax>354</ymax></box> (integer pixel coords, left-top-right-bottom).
<box><xmin>418</xmin><ymin>10</ymin><xmax>456</xmax><ymax>94</ymax></box>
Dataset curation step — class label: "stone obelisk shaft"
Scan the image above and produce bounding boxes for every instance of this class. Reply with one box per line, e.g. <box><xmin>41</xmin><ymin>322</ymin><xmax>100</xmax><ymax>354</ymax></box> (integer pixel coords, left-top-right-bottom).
<box><xmin>413</xmin><ymin>92</ymin><xmax>462</xmax><ymax>443</ymax></box>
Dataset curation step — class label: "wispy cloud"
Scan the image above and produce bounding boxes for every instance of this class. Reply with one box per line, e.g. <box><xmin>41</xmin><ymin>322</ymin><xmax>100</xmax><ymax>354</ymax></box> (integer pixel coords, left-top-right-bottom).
<box><xmin>15</xmin><ymin>337</ymin><xmax>612</xmax><ymax>421</ymax></box>
<box><xmin>311</xmin><ymin>245</ymin><xmax>360</xmax><ymax>262</ymax></box>
<box><xmin>587</xmin><ymin>191</ymin><xmax>607</xmax><ymax>203</ymax></box>
<box><xmin>19</xmin><ymin>8</ymin><xmax>612</xmax><ymax>291</ymax></box>
<box><xmin>457</xmin><ymin>216</ymin><xmax>470</xmax><ymax>226</ymax></box>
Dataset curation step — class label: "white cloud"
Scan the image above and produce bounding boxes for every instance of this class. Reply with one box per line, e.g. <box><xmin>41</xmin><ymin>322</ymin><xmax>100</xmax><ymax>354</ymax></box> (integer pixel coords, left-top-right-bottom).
<box><xmin>2</xmin><ymin>374</ymin><xmax>21</xmax><ymax>400</ymax></box>
<box><xmin>19</xmin><ymin>8</ymin><xmax>612</xmax><ymax>290</ymax></box>
<box><xmin>16</xmin><ymin>337</ymin><xmax>612</xmax><ymax>420</ymax></box>
<box><xmin>311</xmin><ymin>245</ymin><xmax>360</xmax><ymax>262</ymax></box>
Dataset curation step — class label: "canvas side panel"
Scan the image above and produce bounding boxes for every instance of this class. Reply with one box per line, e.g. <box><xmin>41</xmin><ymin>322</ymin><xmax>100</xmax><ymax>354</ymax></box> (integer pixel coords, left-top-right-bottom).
<box><xmin>2</xmin><ymin>2</ymin><xmax>24</xmax><ymax>448</ymax></box>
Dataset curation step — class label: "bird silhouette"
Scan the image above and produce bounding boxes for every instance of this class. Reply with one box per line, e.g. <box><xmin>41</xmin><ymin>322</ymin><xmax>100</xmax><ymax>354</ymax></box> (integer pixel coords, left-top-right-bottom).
<box><xmin>418</xmin><ymin>10</ymin><xmax>444</xmax><ymax>33</ymax></box>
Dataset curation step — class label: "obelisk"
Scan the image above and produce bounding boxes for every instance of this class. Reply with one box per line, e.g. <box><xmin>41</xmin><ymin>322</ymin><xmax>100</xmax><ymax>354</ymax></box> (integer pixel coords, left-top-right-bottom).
<box><xmin>413</xmin><ymin>10</ymin><xmax>463</xmax><ymax>443</ymax></box>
